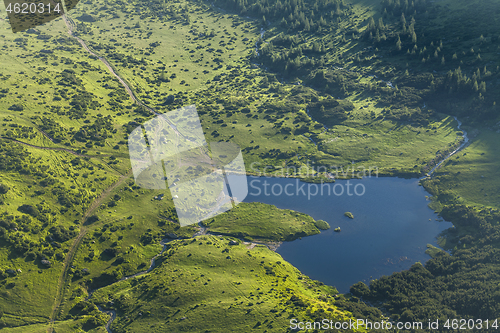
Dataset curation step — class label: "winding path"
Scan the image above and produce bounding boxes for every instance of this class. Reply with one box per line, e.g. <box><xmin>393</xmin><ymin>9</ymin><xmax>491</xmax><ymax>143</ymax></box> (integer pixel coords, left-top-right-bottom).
<box><xmin>62</xmin><ymin>15</ymin><xmax>141</xmax><ymax>107</ymax></box>
<box><xmin>62</xmin><ymin>14</ymin><xmax>191</xmax><ymax>141</ymax></box>
<box><xmin>0</xmin><ymin>136</ymin><xmax>87</xmax><ymax>156</ymax></box>
<box><xmin>47</xmin><ymin>12</ymin><xmax>191</xmax><ymax>332</ymax></box>
<box><xmin>47</xmin><ymin>170</ymin><xmax>133</xmax><ymax>333</ymax></box>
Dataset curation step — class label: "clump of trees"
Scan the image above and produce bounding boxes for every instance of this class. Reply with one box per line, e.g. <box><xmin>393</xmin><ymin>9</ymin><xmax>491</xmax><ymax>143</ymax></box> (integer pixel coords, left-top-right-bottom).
<box><xmin>69</xmin><ymin>90</ymin><xmax>100</xmax><ymax>119</ymax></box>
<box><xmin>214</xmin><ymin>0</ymin><xmax>349</xmax><ymax>32</ymax></box>
<box><xmin>49</xmin><ymin>225</ymin><xmax>77</xmax><ymax>243</ymax></box>
<box><xmin>0</xmin><ymin>184</ymin><xmax>9</xmax><ymax>195</ymax></box>
<box><xmin>36</xmin><ymin>117</ymin><xmax>68</xmax><ymax>143</ymax></box>
<box><xmin>308</xmin><ymin>97</ymin><xmax>352</xmax><ymax>126</ymax></box>
<box><xmin>90</xmin><ymin>267</ymin><xmax>124</xmax><ymax>289</ymax></box>
<box><xmin>0</xmin><ymin>208</ymin><xmax>72</xmax><ymax>260</ymax></box>
<box><xmin>0</xmin><ymin>142</ymin><xmax>33</xmax><ymax>173</ymax></box>
<box><xmin>8</xmin><ymin>104</ymin><xmax>23</xmax><ymax>111</ymax></box>
<box><xmin>73</xmin><ymin>115</ymin><xmax>115</xmax><ymax>146</ymax></box>
<box><xmin>2</xmin><ymin>124</ymin><xmax>37</xmax><ymax>141</ymax></box>
<box><xmin>257</xmin><ymin>36</ymin><xmax>328</xmax><ymax>78</ymax></box>
<box><xmin>359</xmin><ymin>0</ymin><xmax>500</xmax><ymax>120</ymax></box>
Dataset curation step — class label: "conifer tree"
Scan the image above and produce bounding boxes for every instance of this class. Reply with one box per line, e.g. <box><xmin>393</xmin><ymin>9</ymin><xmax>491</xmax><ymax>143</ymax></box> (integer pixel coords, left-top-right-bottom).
<box><xmin>473</xmin><ymin>80</ymin><xmax>479</xmax><ymax>92</ymax></box>
<box><xmin>304</xmin><ymin>18</ymin><xmax>310</xmax><ymax>31</ymax></box>
<box><xmin>378</xmin><ymin>17</ymin><xmax>385</xmax><ymax>30</ymax></box>
<box><xmin>480</xmin><ymin>81</ymin><xmax>486</xmax><ymax>93</ymax></box>
<box><xmin>368</xmin><ymin>17</ymin><xmax>376</xmax><ymax>31</ymax></box>
<box><xmin>396</xmin><ymin>35</ymin><xmax>402</xmax><ymax>51</ymax></box>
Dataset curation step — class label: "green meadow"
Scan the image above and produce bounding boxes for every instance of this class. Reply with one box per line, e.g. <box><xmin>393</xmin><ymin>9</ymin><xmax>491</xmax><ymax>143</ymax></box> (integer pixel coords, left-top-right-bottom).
<box><xmin>202</xmin><ymin>202</ymin><xmax>322</xmax><ymax>241</ymax></box>
<box><xmin>91</xmin><ymin>235</ymin><xmax>377</xmax><ymax>333</ymax></box>
<box><xmin>424</xmin><ymin>128</ymin><xmax>500</xmax><ymax>210</ymax></box>
<box><xmin>70</xmin><ymin>0</ymin><xmax>257</xmax><ymax>95</ymax></box>
<box><xmin>0</xmin><ymin>318</ymin><xmax>105</xmax><ymax>333</ymax></box>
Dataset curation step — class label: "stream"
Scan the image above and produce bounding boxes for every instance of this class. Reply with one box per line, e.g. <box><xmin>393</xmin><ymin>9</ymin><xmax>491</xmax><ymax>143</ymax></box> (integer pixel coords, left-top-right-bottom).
<box><xmin>426</xmin><ymin>116</ymin><xmax>470</xmax><ymax>177</ymax></box>
<box><xmin>85</xmin><ymin>238</ymin><xmax>172</xmax><ymax>333</ymax></box>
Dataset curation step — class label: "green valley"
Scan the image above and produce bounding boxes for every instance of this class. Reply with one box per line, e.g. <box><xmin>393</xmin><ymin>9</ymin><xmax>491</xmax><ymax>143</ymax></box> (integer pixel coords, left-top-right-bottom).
<box><xmin>0</xmin><ymin>0</ymin><xmax>499</xmax><ymax>331</ymax></box>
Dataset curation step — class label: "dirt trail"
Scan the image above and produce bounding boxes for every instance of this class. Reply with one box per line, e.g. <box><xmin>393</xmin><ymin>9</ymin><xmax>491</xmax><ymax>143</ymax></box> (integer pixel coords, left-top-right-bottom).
<box><xmin>62</xmin><ymin>15</ymin><xmax>155</xmax><ymax>113</ymax></box>
<box><xmin>47</xmin><ymin>13</ymin><xmax>168</xmax><ymax>332</ymax></box>
<box><xmin>47</xmin><ymin>170</ymin><xmax>132</xmax><ymax>333</ymax></box>
<box><xmin>62</xmin><ymin>14</ymin><xmax>194</xmax><ymax>143</ymax></box>
<box><xmin>0</xmin><ymin>136</ymin><xmax>87</xmax><ymax>156</ymax></box>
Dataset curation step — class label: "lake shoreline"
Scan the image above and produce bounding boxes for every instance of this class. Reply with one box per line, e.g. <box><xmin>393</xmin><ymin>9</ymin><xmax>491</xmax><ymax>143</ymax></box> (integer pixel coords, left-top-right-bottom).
<box><xmin>243</xmin><ymin>175</ymin><xmax>454</xmax><ymax>293</ymax></box>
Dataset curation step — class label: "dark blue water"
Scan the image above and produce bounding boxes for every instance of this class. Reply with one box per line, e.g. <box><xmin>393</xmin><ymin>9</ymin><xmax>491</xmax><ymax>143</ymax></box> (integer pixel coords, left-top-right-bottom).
<box><xmin>242</xmin><ymin>176</ymin><xmax>453</xmax><ymax>293</ymax></box>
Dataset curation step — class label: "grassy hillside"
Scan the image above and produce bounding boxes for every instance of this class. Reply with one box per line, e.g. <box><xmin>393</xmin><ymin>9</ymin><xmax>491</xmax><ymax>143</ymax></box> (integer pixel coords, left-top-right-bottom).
<box><xmin>91</xmin><ymin>235</ymin><xmax>379</xmax><ymax>333</ymax></box>
<box><xmin>202</xmin><ymin>202</ymin><xmax>322</xmax><ymax>241</ymax></box>
<box><xmin>0</xmin><ymin>318</ymin><xmax>105</xmax><ymax>333</ymax></box>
